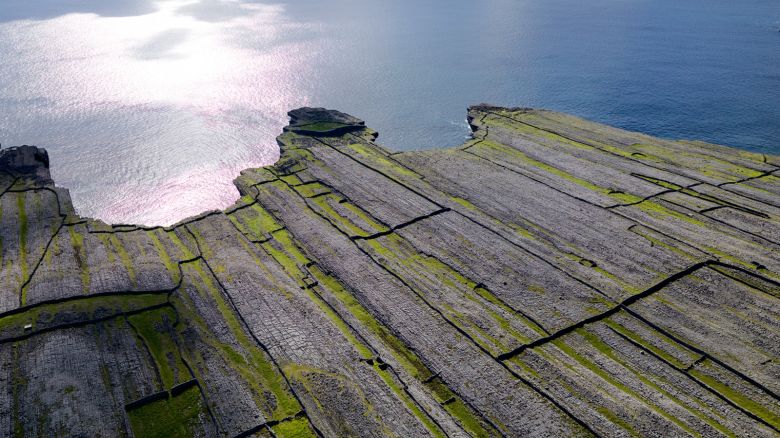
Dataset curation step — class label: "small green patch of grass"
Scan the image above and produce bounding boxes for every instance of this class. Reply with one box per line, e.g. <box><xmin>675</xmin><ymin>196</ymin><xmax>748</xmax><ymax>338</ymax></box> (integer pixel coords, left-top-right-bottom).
<box><xmin>127</xmin><ymin>385</ymin><xmax>206</xmax><ymax>438</ymax></box>
<box><xmin>229</xmin><ymin>204</ymin><xmax>284</xmax><ymax>241</ymax></box>
<box><xmin>271</xmin><ymin>416</ymin><xmax>318</xmax><ymax>437</ymax></box>
<box><xmin>147</xmin><ymin>230</ymin><xmax>179</xmax><ymax>281</ymax></box>
<box><xmin>689</xmin><ymin>362</ymin><xmax>780</xmax><ymax>429</ymax></box>
<box><xmin>293</xmin><ymin>122</ymin><xmax>347</xmax><ymax>133</ymax></box>
<box><xmin>128</xmin><ymin>308</ymin><xmax>190</xmax><ymax>389</ymax></box>
<box><xmin>107</xmin><ymin>235</ymin><xmax>137</xmax><ymax>287</ymax></box>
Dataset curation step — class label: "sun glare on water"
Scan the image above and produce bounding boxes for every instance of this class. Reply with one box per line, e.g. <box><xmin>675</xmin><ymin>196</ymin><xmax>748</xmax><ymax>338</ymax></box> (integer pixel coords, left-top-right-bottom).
<box><xmin>0</xmin><ymin>0</ymin><xmax>319</xmax><ymax>225</ymax></box>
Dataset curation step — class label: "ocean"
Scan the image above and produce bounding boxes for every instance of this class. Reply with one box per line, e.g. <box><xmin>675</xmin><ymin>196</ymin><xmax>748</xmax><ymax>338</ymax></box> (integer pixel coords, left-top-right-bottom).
<box><xmin>1</xmin><ymin>0</ymin><xmax>778</xmax><ymax>225</ymax></box>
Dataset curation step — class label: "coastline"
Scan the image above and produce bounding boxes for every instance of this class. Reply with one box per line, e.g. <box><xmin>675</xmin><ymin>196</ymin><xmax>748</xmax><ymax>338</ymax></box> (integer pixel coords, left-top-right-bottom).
<box><xmin>0</xmin><ymin>105</ymin><xmax>778</xmax><ymax>436</ymax></box>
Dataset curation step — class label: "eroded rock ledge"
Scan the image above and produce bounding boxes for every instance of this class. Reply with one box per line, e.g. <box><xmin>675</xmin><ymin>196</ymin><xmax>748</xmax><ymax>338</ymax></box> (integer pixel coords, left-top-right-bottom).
<box><xmin>0</xmin><ymin>106</ymin><xmax>778</xmax><ymax>437</ymax></box>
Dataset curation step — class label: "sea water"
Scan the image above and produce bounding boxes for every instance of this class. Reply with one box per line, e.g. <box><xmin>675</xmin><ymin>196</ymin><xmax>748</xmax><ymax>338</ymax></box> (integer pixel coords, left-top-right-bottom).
<box><xmin>0</xmin><ymin>0</ymin><xmax>778</xmax><ymax>225</ymax></box>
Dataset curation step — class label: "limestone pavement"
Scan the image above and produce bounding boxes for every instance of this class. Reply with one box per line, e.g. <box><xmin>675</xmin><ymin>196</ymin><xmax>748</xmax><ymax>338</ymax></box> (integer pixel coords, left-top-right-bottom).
<box><xmin>0</xmin><ymin>105</ymin><xmax>778</xmax><ymax>436</ymax></box>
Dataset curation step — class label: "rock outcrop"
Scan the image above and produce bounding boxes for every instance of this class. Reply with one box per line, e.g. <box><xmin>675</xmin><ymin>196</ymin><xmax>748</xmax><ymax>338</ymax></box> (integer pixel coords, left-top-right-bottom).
<box><xmin>0</xmin><ymin>106</ymin><xmax>778</xmax><ymax>437</ymax></box>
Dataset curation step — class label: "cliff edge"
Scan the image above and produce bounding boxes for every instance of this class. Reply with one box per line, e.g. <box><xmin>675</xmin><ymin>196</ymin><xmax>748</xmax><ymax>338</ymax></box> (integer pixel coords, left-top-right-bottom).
<box><xmin>0</xmin><ymin>106</ymin><xmax>778</xmax><ymax>437</ymax></box>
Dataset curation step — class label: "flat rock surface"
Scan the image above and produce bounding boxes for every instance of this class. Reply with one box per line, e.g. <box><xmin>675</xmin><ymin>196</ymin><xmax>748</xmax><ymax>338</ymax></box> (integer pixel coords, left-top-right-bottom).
<box><xmin>0</xmin><ymin>106</ymin><xmax>778</xmax><ymax>436</ymax></box>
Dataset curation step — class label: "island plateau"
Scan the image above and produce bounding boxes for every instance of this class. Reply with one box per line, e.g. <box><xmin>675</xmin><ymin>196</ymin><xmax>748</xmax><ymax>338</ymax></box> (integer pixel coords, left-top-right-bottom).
<box><xmin>0</xmin><ymin>105</ymin><xmax>778</xmax><ymax>437</ymax></box>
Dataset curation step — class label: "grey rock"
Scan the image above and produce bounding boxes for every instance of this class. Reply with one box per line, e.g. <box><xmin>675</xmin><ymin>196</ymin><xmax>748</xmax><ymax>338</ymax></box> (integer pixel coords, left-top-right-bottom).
<box><xmin>0</xmin><ymin>106</ymin><xmax>778</xmax><ymax>436</ymax></box>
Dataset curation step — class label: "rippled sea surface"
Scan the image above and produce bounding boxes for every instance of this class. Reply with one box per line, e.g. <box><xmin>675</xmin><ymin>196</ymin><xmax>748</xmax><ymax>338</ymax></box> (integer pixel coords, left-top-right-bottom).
<box><xmin>1</xmin><ymin>0</ymin><xmax>778</xmax><ymax>225</ymax></box>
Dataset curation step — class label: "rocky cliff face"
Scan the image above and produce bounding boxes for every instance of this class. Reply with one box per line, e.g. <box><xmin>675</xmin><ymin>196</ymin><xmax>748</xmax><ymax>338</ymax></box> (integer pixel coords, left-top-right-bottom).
<box><xmin>0</xmin><ymin>106</ymin><xmax>778</xmax><ymax>437</ymax></box>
